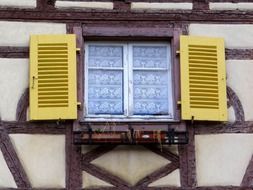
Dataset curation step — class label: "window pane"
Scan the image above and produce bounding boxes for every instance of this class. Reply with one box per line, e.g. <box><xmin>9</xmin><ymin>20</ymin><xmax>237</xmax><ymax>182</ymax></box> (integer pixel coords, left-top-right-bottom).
<box><xmin>133</xmin><ymin>46</ymin><xmax>168</xmax><ymax>68</ymax></box>
<box><xmin>133</xmin><ymin>71</ymin><xmax>169</xmax><ymax>115</ymax></box>
<box><xmin>88</xmin><ymin>70</ymin><xmax>123</xmax><ymax>114</ymax></box>
<box><xmin>88</xmin><ymin>45</ymin><xmax>123</xmax><ymax>68</ymax></box>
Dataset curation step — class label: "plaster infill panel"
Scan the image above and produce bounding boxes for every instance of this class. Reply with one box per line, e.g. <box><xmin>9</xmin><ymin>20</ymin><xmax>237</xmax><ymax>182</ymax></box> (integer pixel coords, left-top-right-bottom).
<box><xmin>210</xmin><ymin>3</ymin><xmax>253</xmax><ymax>11</ymax></box>
<box><xmin>189</xmin><ymin>24</ymin><xmax>253</xmax><ymax>49</ymax></box>
<box><xmin>55</xmin><ymin>1</ymin><xmax>113</xmax><ymax>9</ymax></box>
<box><xmin>0</xmin><ymin>58</ymin><xmax>28</xmax><ymax>121</ymax></box>
<box><xmin>0</xmin><ymin>149</ymin><xmax>17</xmax><ymax>188</ymax></box>
<box><xmin>131</xmin><ymin>3</ymin><xmax>192</xmax><ymax>10</ymax></box>
<box><xmin>226</xmin><ymin>60</ymin><xmax>253</xmax><ymax>121</ymax></box>
<box><xmin>148</xmin><ymin>169</ymin><xmax>180</xmax><ymax>187</ymax></box>
<box><xmin>10</xmin><ymin>134</ymin><xmax>66</xmax><ymax>188</ymax></box>
<box><xmin>195</xmin><ymin>134</ymin><xmax>253</xmax><ymax>186</ymax></box>
<box><xmin>0</xmin><ymin>0</ymin><xmax>36</xmax><ymax>8</ymax></box>
<box><xmin>82</xmin><ymin>171</ymin><xmax>113</xmax><ymax>188</ymax></box>
<box><xmin>0</xmin><ymin>21</ymin><xmax>66</xmax><ymax>46</ymax></box>
<box><xmin>91</xmin><ymin>145</ymin><xmax>170</xmax><ymax>186</ymax></box>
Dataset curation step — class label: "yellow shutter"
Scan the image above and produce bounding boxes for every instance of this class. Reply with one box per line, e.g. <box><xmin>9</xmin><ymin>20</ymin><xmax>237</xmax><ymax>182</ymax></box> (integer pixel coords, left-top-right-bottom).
<box><xmin>180</xmin><ymin>35</ymin><xmax>227</xmax><ymax>121</ymax></box>
<box><xmin>29</xmin><ymin>34</ymin><xmax>78</xmax><ymax>120</ymax></box>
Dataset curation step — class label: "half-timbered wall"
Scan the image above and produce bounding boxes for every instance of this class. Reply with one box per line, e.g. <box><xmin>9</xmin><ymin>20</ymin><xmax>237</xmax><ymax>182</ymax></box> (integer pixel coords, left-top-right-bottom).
<box><xmin>0</xmin><ymin>0</ymin><xmax>253</xmax><ymax>190</ymax></box>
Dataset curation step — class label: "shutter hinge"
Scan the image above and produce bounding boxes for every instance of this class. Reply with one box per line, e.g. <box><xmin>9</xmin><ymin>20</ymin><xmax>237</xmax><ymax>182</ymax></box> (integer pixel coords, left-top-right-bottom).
<box><xmin>176</xmin><ymin>50</ymin><xmax>180</xmax><ymax>55</ymax></box>
<box><xmin>77</xmin><ymin>102</ymin><xmax>81</xmax><ymax>108</ymax></box>
<box><xmin>76</xmin><ymin>48</ymin><xmax>80</xmax><ymax>52</ymax></box>
<box><xmin>177</xmin><ymin>101</ymin><xmax>181</xmax><ymax>105</ymax></box>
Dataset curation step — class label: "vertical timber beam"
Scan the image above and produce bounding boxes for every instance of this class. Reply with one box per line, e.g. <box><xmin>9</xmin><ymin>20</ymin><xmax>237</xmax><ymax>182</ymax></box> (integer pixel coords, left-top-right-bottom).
<box><xmin>66</xmin><ymin>125</ymin><xmax>82</xmax><ymax>190</ymax></box>
<box><xmin>179</xmin><ymin>124</ymin><xmax>196</xmax><ymax>188</ymax></box>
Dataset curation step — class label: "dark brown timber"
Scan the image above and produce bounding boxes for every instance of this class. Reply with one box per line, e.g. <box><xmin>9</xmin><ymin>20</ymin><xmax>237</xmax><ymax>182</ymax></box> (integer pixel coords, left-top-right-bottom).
<box><xmin>0</xmin><ymin>128</ymin><xmax>31</xmax><ymax>188</ymax></box>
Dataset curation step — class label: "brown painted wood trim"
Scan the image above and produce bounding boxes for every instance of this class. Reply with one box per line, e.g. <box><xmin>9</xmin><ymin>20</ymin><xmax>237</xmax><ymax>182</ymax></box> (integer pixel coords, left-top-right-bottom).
<box><xmin>241</xmin><ymin>154</ymin><xmax>253</xmax><ymax>186</ymax></box>
<box><xmin>143</xmin><ymin>145</ymin><xmax>179</xmax><ymax>163</ymax></box>
<box><xmin>81</xmin><ymin>145</ymin><xmax>130</xmax><ymax>188</ymax></box>
<box><xmin>186</xmin><ymin>125</ymin><xmax>197</xmax><ymax>187</ymax></box>
<box><xmin>82</xmin><ymin>162</ymin><xmax>130</xmax><ymax>188</ymax></box>
<box><xmin>193</xmin><ymin>0</ymin><xmax>209</xmax><ymax>10</ymax></box>
<box><xmin>114</xmin><ymin>1</ymin><xmax>131</xmax><ymax>11</ymax></box>
<box><xmin>0</xmin><ymin>47</ymin><xmax>28</xmax><ymax>58</ymax></box>
<box><xmin>2</xmin><ymin>9</ymin><xmax>253</xmax><ymax>23</ymax></box>
<box><xmin>135</xmin><ymin>162</ymin><xmax>179</xmax><ymax>188</ymax></box>
<box><xmin>146</xmin><ymin>187</ymin><xmax>253</xmax><ymax>190</ymax></box>
<box><xmin>172</xmin><ymin>28</ymin><xmax>182</xmax><ymax>121</ymax></box>
<box><xmin>227</xmin><ymin>86</ymin><xmax>245</xmax><ymax>122</ymax></box>
<box><xmin>66</xmin><ymin>125</ymin><xmax>82</xmax><ymax>190</ymax></box>
<box><xmin>83</xmin><ymin>26</ymin><xmax>174</xmax><ymax>38</ymax></box>
<box><xmin>16</xmin><ymin>88</ymin><xmax>29</xmax><ymax>122</ymax></box>
<box><xmin>0</xmin><ymin>129</ymin><xmax>31</xmax><ymax>188</ymax></box>
<box><xmin>194</xmin><ymin>121</ymin><xmax>253</xmax><ymax>134</ymax></box>
<box><xmin>81</xmin><ymin>145</ymin><xmax>117</xmax><ymax>163</ymax></box>
<box><xmin>0</xmin><ymin>189</ymin><xmax>66</xmax><ymax>190</ymax></box>
<box><xmin>72</xmin><ymin>25</ymin><xmax>85</xmax><ymax>131</ymax></box>
<box><xmin>178</xmin><ymin>144</ymin><xmax>188</xmax><ymax>188</ymax></box>
<box><xmin>1</xmin><ymin>121</ymin><xmax>66</xmax><ymax>134</ymax></box>
<box><xmin>226</xmin><ymin>49</ymin><xmax>253</xmax><ymax>60</ymax></box>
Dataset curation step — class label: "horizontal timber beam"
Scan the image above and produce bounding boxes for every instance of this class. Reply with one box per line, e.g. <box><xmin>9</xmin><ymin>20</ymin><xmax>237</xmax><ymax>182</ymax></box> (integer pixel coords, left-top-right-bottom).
<box><xmin>0</xmin><ymin>9</ymin><xmax>253</xmax><ymax>23</ymax></box>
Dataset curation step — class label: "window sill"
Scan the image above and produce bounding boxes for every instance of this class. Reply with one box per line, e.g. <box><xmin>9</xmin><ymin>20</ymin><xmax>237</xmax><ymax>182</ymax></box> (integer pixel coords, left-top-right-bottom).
<box><xmin>80</xmin><ymin>118</ymin><xmax>180</xmax><ymax>124</ymax></box>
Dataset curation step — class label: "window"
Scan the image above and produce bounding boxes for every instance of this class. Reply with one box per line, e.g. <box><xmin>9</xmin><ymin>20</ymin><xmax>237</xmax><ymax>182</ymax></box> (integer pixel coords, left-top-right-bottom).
<box><xmin>84</xmin><ymin>42</ymin><xmax>174</xmax><ymax>120</ymax></box>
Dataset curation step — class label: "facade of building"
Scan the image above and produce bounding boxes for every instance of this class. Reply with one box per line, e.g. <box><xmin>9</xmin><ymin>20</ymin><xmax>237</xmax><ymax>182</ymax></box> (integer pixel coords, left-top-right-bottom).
<box><xmin>0</xmin><ymin>0</ymin><xmax>253</xmax><ymax>189</ymax></box>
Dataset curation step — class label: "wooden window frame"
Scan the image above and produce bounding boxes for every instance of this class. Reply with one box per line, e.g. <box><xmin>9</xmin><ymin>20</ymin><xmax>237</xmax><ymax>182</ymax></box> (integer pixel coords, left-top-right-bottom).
<box><xmin>84</xmin><ymin>41</ymin><xmax>174</xmax><ymax>121</ymax></box>
<box><xmin>73</xmin><ymin>25</ymin><xmax>183</xmax><ymax>132</ymax></box>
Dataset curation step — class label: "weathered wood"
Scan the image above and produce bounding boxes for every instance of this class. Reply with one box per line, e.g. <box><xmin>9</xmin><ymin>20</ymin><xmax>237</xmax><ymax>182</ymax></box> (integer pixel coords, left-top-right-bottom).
<box><xmin>2</xmin><ymin>9</ymin><xmax>253</xmax><ymax>23</ymax></box>
<box><xmin>72</xmin><ymin>25</ymin><xmax>85</xmax><ymax>132</ymax></box>
<box><xmin>146</xmin><ymin>187</ymin><xmax>253</xmax><ymax>190</ymax></box>
<box><xmin>114</xmin><ymin>1</ymin><xmax>130</xmax><ymax>11</ymax></box>
<box><xmin>0</xmin><ymin>129</ymin><xmax>31</xmax><ymax>188</ymax></box>
<box><xmin>143</xmin><ymin>145</ymin><xmax>179</xmax><ymax>163</ymax></box>
<box><xmin>82</xmin><ymin>162</ymin><xmax>130</xmax><ymax>188</ymax></box>
<box><xmin>16</xmin><ymin>88</ymin><xmax>29</xmax><ymax>122</ymax></box>
<box><xmin>66</xmin><ymin>125</ymin><xmax>82</xmax><ymax>190</ymax></box>
<box><xmin>193</xmin><ymin>0</ymin><xmax>209</xmax><ymax>10</ymax></box>
<box><xmin>226</xmin><ymin>49</ymin><xmax>253</xmax><ymax>60</ymax></box>
<box><xmin>135</xmin><ymin>162</ymin><xmax>179</xmax><ymax>188</ymax></box>
<box><xmin>195</xmin><ymin>121</ymin><xmax>253</xmax><ymax>134</ymax></box>
<box><xmin>0</xmin><ymin>46</ymin><xmax>28</xmax><ymax>58</ymax></box>
<box><xmin>83</xmin><ymin>26</ymin><xmax>174</xmax><ymax>38</ymax></box>
<box><xmin>82</xmin><ymin>145</ymin><xmax>117</xmax><ymax>163</ymax></box>
<box><xmin>178</xmin><ymin>143</ymin><xmax>188</xmax><ymax>188</ymax></box>
<box><xmin>1</xmin><ymin>121</ymin><xmax>66</xmax><ymax>134</ymax></box>
<box><xmin>227</xmin><ymin>86</ymin><xmax>245</xmax><ymax>122</ymax></box>
<box><xmin>187</xmin><ymin>125</ymin><xmax>197</xmax><ymax>187</ymax></box>
<box><xmin>241</xmin><ymin>154</ymin><xmax>253</xmax><ymax>186</ymax></box>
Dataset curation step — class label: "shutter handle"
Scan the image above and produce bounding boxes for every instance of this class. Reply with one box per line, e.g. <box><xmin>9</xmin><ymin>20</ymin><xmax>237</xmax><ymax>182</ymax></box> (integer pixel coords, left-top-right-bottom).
<box><xmin>32</xmin><ymin>76</ymin><xmax>37</xmax><ymax>89</ymax></box>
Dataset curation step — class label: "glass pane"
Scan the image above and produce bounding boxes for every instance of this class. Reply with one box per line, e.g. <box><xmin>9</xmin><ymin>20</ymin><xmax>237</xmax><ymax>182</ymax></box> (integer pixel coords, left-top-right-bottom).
<box><xmin>88</xmin><ymin>45</ymin><xmax>123</xmax><ymax>68</ymax></box>
<box><xmin>88</xmin><ymin>70</ymin><xmax>123</xmax><ymax>114</ymax></box>
<box><xmin>133</xmin><ymin>71</ymin><xmax>169</xmax><ymax>115</ymax></box>
<box><xmin>133</xmin><ymin>46</ymin><xmax>168</xmax><ymax>68</ymax></box>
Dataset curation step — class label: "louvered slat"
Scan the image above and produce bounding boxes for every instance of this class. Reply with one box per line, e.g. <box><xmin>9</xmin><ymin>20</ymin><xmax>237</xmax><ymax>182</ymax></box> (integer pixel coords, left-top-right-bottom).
<box><xmin>180</xmin><ymin>36</ymin><xmax>227</xmax><ymax>121</ymax></box>
<box><xmin>30</xmin><ymin>34</ymin><xmax>77</xmax><ymax>120</ymax></box>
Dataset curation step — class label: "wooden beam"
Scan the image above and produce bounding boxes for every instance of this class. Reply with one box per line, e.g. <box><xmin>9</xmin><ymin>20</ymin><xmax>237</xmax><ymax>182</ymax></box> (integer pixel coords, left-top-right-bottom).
<box><xmin>1</xmin><ymin>121</ymin><xmax>66</xmax><ymax>134</ymax></box>
<box><xmin>66</xmin><ymin>126</ymin><xmax>82</xmax><ymax>190</ymax></box>
<box><xmin>143</xmin><ymin>145</ymin><xmax>179</xmax><ymax>163</ymax></box>
<box><xmin>1</xmin><ymin>9</ymin><xmax>253</xmax><ymax>23</ymax></box>
<box><xmin>82</xmin><ymin>145</ymin><xmax>117</xmax><ymax>163</ymax></box>
<box><xmin>82</xmin><ymin>162</ymin><xmax>130</xmax><ymax>188</ymax></box>
<box><xmin>241</xmin><ymin>154</ymin><xmax>253</xmax><ymax>186</ymax></box>
<box><xmin>135</xmin><ymin>162</ymin><xmax>179</xmax><ymax>188</ymax></box>
<box><xmin>194</xmin><ymin>121</ymin><xmax>253</xmax><ymax>135</ymax></box>
<box><xmin>226</xmin><ymin>49</ymin><xmax>253</xmax><ymax>60</ymax></box>
<box><xmin>0</xmin><ymin>129</ymin><xmax>31</xmax><ymax>188</ymax></box>
<box><xmin>16</xmin><ymin>88</ymin><xmax>29</xmax><ymax>122</ymax></box>
<box><xmin>0</xmin><ymin>47</ymin><xmax>28</xmax><ymax>58</ymax></box>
